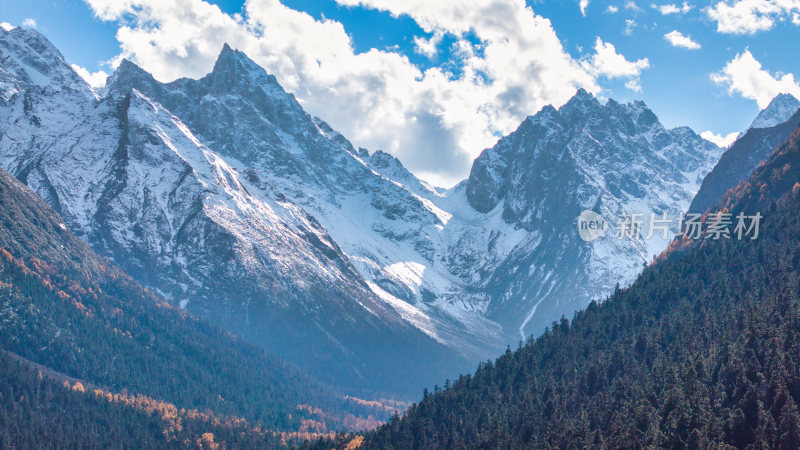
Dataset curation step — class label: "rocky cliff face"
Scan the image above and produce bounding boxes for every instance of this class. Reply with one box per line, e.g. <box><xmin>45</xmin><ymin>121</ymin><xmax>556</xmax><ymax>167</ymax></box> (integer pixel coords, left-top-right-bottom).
<box><xmin>466</xmin><ymin>89</ymin><xmax>722</xmax><ymax>338</ymax></box>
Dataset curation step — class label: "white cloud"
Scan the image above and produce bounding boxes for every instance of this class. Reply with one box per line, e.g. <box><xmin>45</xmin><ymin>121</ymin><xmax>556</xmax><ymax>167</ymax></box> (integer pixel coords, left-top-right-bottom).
<box><xmin>706</xmin><ymin>0</ymin><xmax>800</xmax><ymax>34</ymax></box>
<box><xmin>85</xmin><ymin>0</ymin><xmax>648</xmax><ymax>186</ymax></box>
<box><xmin>580</xmin><ymin>0</ymin><xmax>590</xmax><ymax>16</ymax></box>
<box><xmin>664</xmin><ymin>30</ymin><xmax>701</xmax><ymax>49</ymax></box>
<box><xmin>655</xmin><ymin>3</ymin><xmax>680</xmax><ymax>13</ymax></box>
<box><xmin>625</xmin><ymin>1</ymin><xmax>643</xmax><ymax>11</ymax></box>
<box><xmin>701</xmin><ymin>130</ymin><xmax>739</xmax><ymax>147</ymax></box>
<box><xmin>606</xmin><ymin>5</ymin><xmax>620</xmax><ymax>13</ymax></box>
<box><xmin>711</xmin><ymin>50</ymin><xmax>800</xmax><ymax>108</ymax></box>
<box><xmin>625</xmin><ymin>78</ymin><xmax>643</xmax><ymax>92</ymax></box>
<box><xmin>22</xmin><ymin>18</ymin><xmax>37</xmax><ymax>28</ymax></box>
<box><xmin>583</xmin><ymin>37</ymin><xmax>650</xmax><ymax>85</ymax></box>
<box><xmin>413</xmin><ymin>31</ymin><xmax>444</xmax><ymax>58</ymax></box>
<box><xmin>624</xmin><ymin>19</ymin><xmax>637</xmax><ymax>35</ymax></box>
<box><xmin>0</xmin><ymin>22</ymin><xmax>15</xmax><ymax>31</ymax></box>
<box><xmin>71</xmin><ymin>64</ymin><xmax>109</xmax><ymax>89</ymax></box>
<box><xmin>653</xmin><ymin>2</ymin><xmax>693</xmax><ymax>14</ymax></box>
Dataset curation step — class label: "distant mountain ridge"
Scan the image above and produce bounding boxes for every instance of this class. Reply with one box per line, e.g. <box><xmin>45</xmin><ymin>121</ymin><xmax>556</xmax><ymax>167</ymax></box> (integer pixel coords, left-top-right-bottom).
<box><xmin>690</xmin><ymin>108</ymin><xmax>800</xmax><ymax>214</ymax></box>
<box><xmin>749</xmin><ymin>93</ymin><xmax>800</xmax><ymax>129</ymax></box>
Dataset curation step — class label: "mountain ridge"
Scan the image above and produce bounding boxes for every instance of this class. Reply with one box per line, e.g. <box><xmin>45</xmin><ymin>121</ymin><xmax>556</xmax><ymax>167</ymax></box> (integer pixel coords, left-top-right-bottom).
<box><xmin>689</xmin><ymin>109</ymin><xmax>800</xmax><ymax>214</ymax></box>
<box><xmin>0</xmin><ymin>29</ymin><xmax>725</xmax><ymax>396</ymax></box>
<box><xmin>749</xmin><ymin>93</ymin><xmax>800</xmax><ymax>130</ymax></box>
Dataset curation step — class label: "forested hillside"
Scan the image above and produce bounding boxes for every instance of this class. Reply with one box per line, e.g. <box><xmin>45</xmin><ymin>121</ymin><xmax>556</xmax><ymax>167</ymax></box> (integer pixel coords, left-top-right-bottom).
<box><xmin>359</xmin><ymin>126</ymin><xmax>800</xmax><ymax>448</ymax></box>
<box><xmin>0</xmin><ymin>168</ymin><xmax>390</xmax><ymax>447</ymax></box>
<box><xmin>0</xmin><ymin>350</ymin><xmax>299</xmax><ymax>448</ymax></box>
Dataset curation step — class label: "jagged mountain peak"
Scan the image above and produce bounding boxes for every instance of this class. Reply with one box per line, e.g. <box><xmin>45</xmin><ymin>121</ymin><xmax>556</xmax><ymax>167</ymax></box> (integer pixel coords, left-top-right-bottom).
<box><xmin>107</xmin><ymin>45</ymin><xmax>287</xmax><ymax>104</ymax></box>
<box><xmin>0</xmin><ymin>26</ymin><xmax>92</xmax><ymax>100</ymax></box>
<box><xmin>101</xmin><ymin>44</ymin><xmax>323</xmax><ymax>169</ymax></box>
<box><xmin>553</xmin><ymin>89</ymin><xmax>661</xmax><ymax>132</ymax></box>
<box><xmin>559</xmin><ymin>88</ymin><xmax>602</xmax><ymax>114</ymax></box>
<box><xmin>602</xmin><ymin>97</ymin><xmax>660</xmax><ymax>130</ymax></box>
<box><xmin>206</xmin><ymin>43</ymin><xmax>283</xmax><ymax>95</ymax></box>
<box><xmin>2</xmin><ymin>27</ymin><xmax>64</xmax><ymax>63</ymax></box>
<box><xmin>465</xmin><ymin>89</ymin><xmax>722</xmax><ymax>337</ymax></box>
<box><xmin>525</xmin><ymin>104</ymin><xmax>561</xmax><ymax>127</ymax></box>
<box><xmin>105</xmin><ymin>58</ymin><xmax>160</xmax><ymax>94</ymax></box>
<box><xmin>212</xmin><ymin>42</ymin><xmax>249</xmax><ymax>72</ymax></box>
<box><xmin>571</xmin><ymin>87</ymin><xmax>595</xmax><ymax>101</ymax></box>
<box><xmin>115</xmin><ymin>58</ymin><xmax>147</xmax><ymax>75</ymax></box>
<box><xmin>524</xmin><ymin>89</ymin><xmax>601</xmax><ymax>127</ymax></box>
<box><xmin>749</xmin><ymin>93</ymin><xmax>800</xmax><ymax>129</ymax></box>
<box><xmin>623</xmin><ymin>100</ymin><xmax>658</xmax><ymax>123</ymax></box>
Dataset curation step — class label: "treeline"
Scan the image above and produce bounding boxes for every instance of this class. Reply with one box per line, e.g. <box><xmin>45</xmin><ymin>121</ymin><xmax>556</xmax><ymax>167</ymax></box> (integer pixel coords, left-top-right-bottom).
<box><xmin>354</xmin><ymin>127</ymin><xmax>800</xmax><ymax>448</ymax></box>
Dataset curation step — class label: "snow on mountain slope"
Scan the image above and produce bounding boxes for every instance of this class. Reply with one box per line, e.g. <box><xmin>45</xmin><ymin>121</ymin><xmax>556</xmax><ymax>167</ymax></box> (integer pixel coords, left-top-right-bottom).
<box><xmin>466</xmin><ymin>89</ymin><xmax>724</xmax><ymax>338</ymax></box>
<box><xmin>0</xmin><ymin>27</ymin><xmax>95</xmax><ymax>102</ymax></box>
<box><xmin>0</xmin><ymin>29</ymin><xmax>469</xmax><ymax>397</ymax></box>
<box><xmin>749</xmin><ymin>93</ymin><xmax>800</xmax><ymax>130</ymax></box>
<box><xmin>106</xmin><ymin>45</ymin><xmax>516</xmax><ymax>356</ymax></box>
<box><xmin>1</xmin><ymin>29</ymin><xmax>725</xmax><ymax>390</ymax></box>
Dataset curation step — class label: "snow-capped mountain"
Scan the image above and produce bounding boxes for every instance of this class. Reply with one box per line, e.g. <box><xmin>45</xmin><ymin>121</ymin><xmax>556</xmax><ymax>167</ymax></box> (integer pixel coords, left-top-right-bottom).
<box><xmin>0</xmin><ymin>28</ymin><xmax>724</xmax><ymax>393</ymax></box>
<box><xmin>464</xmin><ymin>89</ymin><xmax>723</xmax><ymax>338</ymax></box>
<box><xmin>104</xmin><ymin>44</ymin><xmax>511</xmax><ymax>358</ymax></box>
<box><xmin>0</xmin><ymin>27</ymin><xmax>469</xmax><ymax>396</ymax></box>
<box><xmin>749</xmin><ymin>93</ymin><xmax>800</xmax><ymax>129</ymax></box>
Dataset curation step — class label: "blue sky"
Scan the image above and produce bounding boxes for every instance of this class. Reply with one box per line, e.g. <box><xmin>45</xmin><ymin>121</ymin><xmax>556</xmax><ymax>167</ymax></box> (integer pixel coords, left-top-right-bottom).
<box><xmin>2</xmin><ymin>0</ymin><xmax>799</xmax><ymax>186</ymax></box>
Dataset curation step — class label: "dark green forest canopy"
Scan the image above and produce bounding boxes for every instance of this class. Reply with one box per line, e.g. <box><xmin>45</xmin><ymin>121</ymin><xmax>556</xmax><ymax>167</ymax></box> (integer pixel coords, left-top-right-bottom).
<box><xmin>358</xmin><ymin>127</ymin><xmax>800</xmax><ymax>449</ymax></box>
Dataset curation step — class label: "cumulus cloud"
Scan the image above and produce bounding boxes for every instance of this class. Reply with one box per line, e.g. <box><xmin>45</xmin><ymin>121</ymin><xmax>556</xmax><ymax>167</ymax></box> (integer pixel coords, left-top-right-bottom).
<box><xmin>583</xmin><ymin>38</ymin><xmax>650</xmax><ymax>80</ymax></box>
<box><xmin>664</xmin><ymin>30</ymin><xmax>701</xmax><ymax>49</ymax></box>
<box><xmin>652</xmin><ymin>2</ymin><xmax>693</xmax><ymax>14</ymax></box>
<box><xmin>413</xmin><ymin>31</ymin><xmax>444</xmax><ymax>58</ymax></box>
<box><xmin>706</xmin><ymin>0</ymin><xmax>800</xmax><ymax>34</ymax></box>
<box><xmin>711</xmin><ymin>50</ymin><xmax>800</xmax><ymax>108</ymax></box>
<box><xmin>71</xmin><ymin>64</ymin><xmax>109</xmax><ymax>89</ymax></box>
<box><xmin>701</xmin><ymin>130</ymin><xmax>739</xmax><ymax>147</ymax></box>
<box><xmin>0</xmin><ymin>22</ymin><xmax>15</xmax><ymax>31</ymax></box>
<box><xmin>580</xmin><ymin>0</ymin><xmax>590</xmax><ymax>16</ymax></box>
<box><xmin>22</xmin><ymin>18</ymin><xmax>37</xmax><ymax>28</ymax></box>
<box><xmin>606</xmin><ymin>5</ymin><xmax>620</xmax><ymax>13</ymax></box>
<box><xmin>84</xmin><ymin>0</ymin><xmax>648</xmax><ymax>186</ymax></box>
